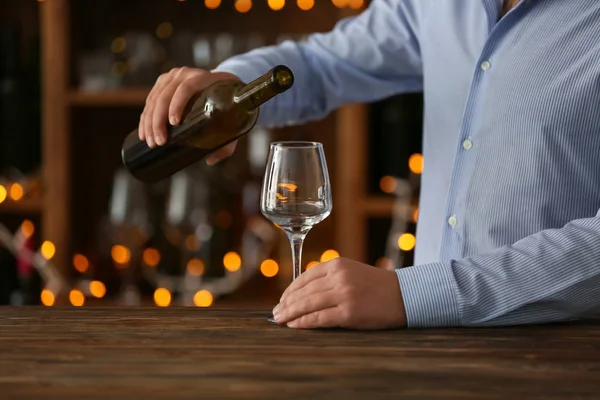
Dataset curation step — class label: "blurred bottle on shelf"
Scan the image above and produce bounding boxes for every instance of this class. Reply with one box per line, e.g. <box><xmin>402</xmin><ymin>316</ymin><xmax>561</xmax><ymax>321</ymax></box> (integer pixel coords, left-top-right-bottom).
<box><xmin>163</xmin><ymin>166</ymin><xmax>213</xmax><ymax>304</ymax></box>
<box><xmin>211</xmin><ymin>34</ymin><xmax>232</xmax><ymax>68</ymax></box>
<box><xmin>193</xmin><ymin>32</ymin><xmax>266</xmax><ymax>70</ymax></box>
<box><xmin>78</xmin><ymin>31</ymin><xmax>162</xmax><ymax>91</ymax></box>
<box><xmin>122</xmin><ymin>31</ymin><xmax>163</xmax><ymax>87</ymax></box>
<box><xmin>165</xmin><ymin>168</ymin><xmax>211</xmax><ymax>266</ymax></box>
<box><xmin>11</xmin><ymin>230</ymin><xmax>41</xmax><ymax>305</ymax></box>
<box><xmin>239</xmin><ymin>126</ymin><xmax>279</xmax><ymax>282</ymax></box>
<box><xmin>77</xmin><ymin>50</ymin><xmax>120</xmax><ymax>91</ymax></box>
<box><xmin>206</xmin><ymin>177</ymin><xmax>234</xmax><ymax>281</ymax></box>
<box><xmin>247</xmin><ymin>33</ymin><xmax>266</xmax><ymax>52</ymax></box>
<box><xmin>275</xmin><ymin>33</ymin><xmax>310</xmax><ymax>45</ymax></box>
<box><xmin>106</xmin><ymin>168</ymin><xmax>152</xmax><ymax>305</ymax></box>
<box><xmin>193</xmin><ymin>34</ymin><xmax>212</xmax><ymax>69</ymax></box>
<box><xmin>210</xmin><ymin>33</ymin><xmax>253</xmax><ymax>68</ymax></box>
<box><xmin>109</xmin><ymin>169</ymin><xmax>152</xmax><ymax>242</ymax></box>
<box><xmin>242</xmin><ymin>125</ymin><xmax>271</xmax><ymax>225</ymax></box>
<box><xmin>169</xmin><ymin>32</ymin><xmax>195</xmax><ymax>68</ymax></box>
<box><xmin>77</xmin><ymin>30</ymin><xmax>269</xmax><ymax>91</ymax></box>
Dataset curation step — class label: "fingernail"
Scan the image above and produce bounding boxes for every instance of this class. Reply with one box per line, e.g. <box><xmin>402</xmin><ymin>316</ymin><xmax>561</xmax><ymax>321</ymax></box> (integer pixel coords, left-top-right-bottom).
<box><xmin>155</xmin><ymin>135</ymin><xmax>165</xmax><ymax>146</ymax></box>
<box><xmin>147</xmin><ymin>137</ymin><xmax>154</xmax><ymax>148</ymax></box>
<box><xmin>273</xmin><ymin>308</ymin><xmax>281</xmax><ymax>322</ymax></box>
<box><xmin>169</xmin><ymin>115</ymin><xmax>178</xmax><ymax>125</ymax></box>
<box><xmin>206</xmin><ymin>157</ymin><xmax>215</xmax><ymax>166</ymax></box>
<box><xmin>272</xmin><ymin>304</ymin><xmax>280</xmax><ymax>316</ymax></box>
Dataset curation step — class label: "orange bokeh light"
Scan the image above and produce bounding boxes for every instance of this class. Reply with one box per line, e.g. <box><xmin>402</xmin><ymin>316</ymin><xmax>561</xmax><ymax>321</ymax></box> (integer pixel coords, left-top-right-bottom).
<box><xmin>73</xmin><ymin>254</ymin><xmax>89</xmax><ymax>273</ymax></box>
<box><xmin>223</xmin><ymin>252</ymin><xmax>242</xmax><ymax>272</ymax></box>
<box><xmin>409</xmin><ymin>154</ymin><xmax>424</xmax><ymax>174</ymax></box>
<box><xmin>235</xmin><ymin>0</ymin><xmax>252</xmax><ymax>12</ymax></box>
<box><xmin>260</xmin><ymin>259</ymin><xmax>279</xmax><ymax>277</ymax></box>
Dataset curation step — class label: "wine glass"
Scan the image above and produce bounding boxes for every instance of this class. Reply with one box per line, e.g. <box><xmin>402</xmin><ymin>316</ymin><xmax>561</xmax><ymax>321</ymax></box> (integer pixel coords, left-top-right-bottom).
<box><xmin>260</xmin><ymin>141</ymin><xmax>332</xmax><ymax>282</ymax></box>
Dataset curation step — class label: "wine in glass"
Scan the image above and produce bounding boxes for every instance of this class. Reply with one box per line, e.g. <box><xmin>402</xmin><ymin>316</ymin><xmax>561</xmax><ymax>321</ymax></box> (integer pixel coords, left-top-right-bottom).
<box><xmin>260</xmin><ymin>141</ymin><xmax>332</xmax><ymax>285</ymax></box>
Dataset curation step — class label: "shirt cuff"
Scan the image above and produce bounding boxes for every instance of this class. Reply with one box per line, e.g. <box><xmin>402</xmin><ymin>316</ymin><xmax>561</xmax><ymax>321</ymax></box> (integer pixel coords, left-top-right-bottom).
<box><xmin>395</xmin><ymin>261</ymin><xmax>462</xmax><ymax>328</ymax></box>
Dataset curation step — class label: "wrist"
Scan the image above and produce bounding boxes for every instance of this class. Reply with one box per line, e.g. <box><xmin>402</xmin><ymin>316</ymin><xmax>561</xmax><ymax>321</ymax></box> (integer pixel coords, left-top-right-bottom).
<box><xmin>387</xmin><ymin>270</ymin><xmax>408</xmax><ymax>328</ymax></box>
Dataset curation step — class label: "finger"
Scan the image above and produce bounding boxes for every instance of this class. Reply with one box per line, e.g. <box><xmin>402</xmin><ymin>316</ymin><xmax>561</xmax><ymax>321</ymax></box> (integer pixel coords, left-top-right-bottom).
<box><xmin>146</xmin><ymin>132</ymin><xmax>155</xmax><ymax>148</ymax></box>
<box><xmin>168</xmin><ymin>71</ymin><xmax>237</xmax><ymax>126</ymax></box>
<box><xmin>287</xmin><ymin>307</ymin><xmax>342</xmax><ymax>329</ymax></box>
<box><xmin>279</xmin><ymin>265</ymin><xmax>328</xmax><ymax>303</ymax></box>
<box><xmin>138</xmin><ymin>110</ymin><xmax>146</xmax><ymax>140</ymax></box>
<box><xmin>275</xmin><ymin>289</ymin><xmax>337</xmax><ymax>325</ymax></box>
<box><xmin>278</xmin><ymin>275</ymin><xmax>332</xmax><ymax>311</ymax></box>
<box><xmin>168</xmin><ymin>74</ymin><xmax>207</xmax><ymax>126</ymax></box>
<box><xmin>145</xmin><ymin>112</ymin><xmax>155</xmax><ymax>148</ymax></box>
<box><xmin>205</xmin><ymin>141</ymin><xmax>238</xmax><ymax>165</ymax></box>
<box><xmin>151</xmin><ymin>78</ymin><xmax>182</xmax><ymax>146</ymax></box>
<box><xmin>143</xmin><ymin>71</ymin><xmax>176</xmax><ymax>147</ymax></box>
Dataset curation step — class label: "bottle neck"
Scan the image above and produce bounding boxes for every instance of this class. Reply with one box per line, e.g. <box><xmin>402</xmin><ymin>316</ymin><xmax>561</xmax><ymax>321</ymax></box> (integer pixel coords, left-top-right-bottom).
<box><xmin>233</xmin><ymin>65</ymin><xmax>294</xmax><ymax>110</ymax></box>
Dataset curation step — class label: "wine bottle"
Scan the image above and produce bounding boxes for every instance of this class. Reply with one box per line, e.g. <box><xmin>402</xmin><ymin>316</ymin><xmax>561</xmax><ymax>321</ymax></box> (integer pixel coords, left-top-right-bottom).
<box><xmin>121</xmin><ymin>65</ymin><xmax>294</xmax><ymax>183</ymax></box>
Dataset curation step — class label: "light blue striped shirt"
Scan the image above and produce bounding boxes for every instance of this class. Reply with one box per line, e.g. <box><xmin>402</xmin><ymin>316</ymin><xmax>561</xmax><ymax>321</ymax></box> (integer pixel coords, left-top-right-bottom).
<box><xmin>214</xmin><ymin>0</ymin><xmax>600</xmax><ymax>327</ymax></box>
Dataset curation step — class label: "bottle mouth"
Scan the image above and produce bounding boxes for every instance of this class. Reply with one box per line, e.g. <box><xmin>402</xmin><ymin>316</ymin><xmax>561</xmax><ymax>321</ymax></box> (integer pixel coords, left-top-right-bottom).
<box><xmin>271</xmin><ymin>65</ymin><xmax>294</xmax><ymax>92</ymax></box>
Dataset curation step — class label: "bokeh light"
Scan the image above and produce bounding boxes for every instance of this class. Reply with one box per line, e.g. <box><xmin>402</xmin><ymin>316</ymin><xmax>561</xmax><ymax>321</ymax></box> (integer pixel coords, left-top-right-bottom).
<box><xmin>260</xmin><ymin>259</ymin><xmax>279</xmax><ymax>277</ymax></box>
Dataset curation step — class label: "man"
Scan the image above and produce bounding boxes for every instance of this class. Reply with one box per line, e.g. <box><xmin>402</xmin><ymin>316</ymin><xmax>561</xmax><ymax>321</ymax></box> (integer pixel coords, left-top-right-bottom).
<box><xmin>138</xmin><ymin>0</ymin><xmax>600</xmax><ymax>330</ymax></box>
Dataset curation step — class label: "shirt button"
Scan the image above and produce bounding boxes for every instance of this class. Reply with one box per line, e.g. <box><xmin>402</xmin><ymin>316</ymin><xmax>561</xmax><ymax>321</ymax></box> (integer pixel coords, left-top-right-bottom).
<box><xmin>448</xmin><ymin>215</ymin><xmax>458</xmax><ymax>227</ymax></box>
<box><xmin>463</xmin><ymin>139</ymin><xmax>473</xmax><ymax>150</ymax></box>
<box><xmin>480</xmin><ymin>61</ymin><xmax>491</xmax><ymax>71</ymax></box>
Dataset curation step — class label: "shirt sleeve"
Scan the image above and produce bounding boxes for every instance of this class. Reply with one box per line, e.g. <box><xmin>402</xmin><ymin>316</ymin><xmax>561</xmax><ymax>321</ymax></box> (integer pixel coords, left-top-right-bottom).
<box><xmin>396</xmin><ymin>209</ymin><xmax>600</xmax><ymax>328</ymax></box>
<box><xmin>212</xmin><ymin>0</ymin><xmax>423</xmax><ymax>127</ymax></box>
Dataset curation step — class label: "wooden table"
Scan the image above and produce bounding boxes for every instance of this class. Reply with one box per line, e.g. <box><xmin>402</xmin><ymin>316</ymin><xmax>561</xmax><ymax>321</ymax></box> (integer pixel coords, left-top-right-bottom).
<box><xmin>1</xmin><ymin>307</ymin><xmax>599</xmax><ymax>399</ymax></box>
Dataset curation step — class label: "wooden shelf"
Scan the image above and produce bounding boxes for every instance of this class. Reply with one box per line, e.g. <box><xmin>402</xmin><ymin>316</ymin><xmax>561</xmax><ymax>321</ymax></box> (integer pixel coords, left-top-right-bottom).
<box><xmin>362</xmin><ymin>196</ymin><xmax>417</xmax><ymax>218</ymax></box>
<box><xmin>362</xmin><ymin>196</ymin><xmax>394</xmax><ymax>216</ymax></box>
<box><xmin>0</xmin><ymin>198</ymin><xmax>43</xmax><ymax>214</ymax></box>
<box><xmin>33</xmin><ymin>0</ymin><xmax>372</xmax><ymax>272</ymax></box>
<box><xmin>68</xmin><ymin>88</ymin><xmax>150</xmax><ymax>107</ymax></box>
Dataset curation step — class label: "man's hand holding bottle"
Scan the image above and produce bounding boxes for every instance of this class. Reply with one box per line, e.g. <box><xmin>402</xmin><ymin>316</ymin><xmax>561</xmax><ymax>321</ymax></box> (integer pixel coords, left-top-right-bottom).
<box><xmin>138</xmin><ymin>67</ymin><xmax>241</xmax><ymax>165</ymax></box>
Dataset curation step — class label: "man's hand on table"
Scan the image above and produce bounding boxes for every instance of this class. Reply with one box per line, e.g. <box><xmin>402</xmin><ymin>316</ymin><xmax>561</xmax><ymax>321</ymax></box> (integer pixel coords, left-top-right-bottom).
<box><xmin>272</xmin><ymin>258</ymin><xmax>407</xmax><ymax>329</ymax></box>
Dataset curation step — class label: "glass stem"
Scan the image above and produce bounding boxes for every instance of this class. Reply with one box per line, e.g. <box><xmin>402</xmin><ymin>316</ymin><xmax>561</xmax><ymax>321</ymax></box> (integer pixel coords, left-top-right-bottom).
<box><xmin>287</xmin><ymin>233</ymin><xmax>306</xmax><ymax>281</ymax></box>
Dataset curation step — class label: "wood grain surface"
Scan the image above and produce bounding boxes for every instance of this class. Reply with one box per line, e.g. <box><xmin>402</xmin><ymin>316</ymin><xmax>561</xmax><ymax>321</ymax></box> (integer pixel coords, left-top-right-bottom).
<box><xmin>1</xmin><ymin>307</ymin><xmax>599</xmax><ymax>399</ymax></box>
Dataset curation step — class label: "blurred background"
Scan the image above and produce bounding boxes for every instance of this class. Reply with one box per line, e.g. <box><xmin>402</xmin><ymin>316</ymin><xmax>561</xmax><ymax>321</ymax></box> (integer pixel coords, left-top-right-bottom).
<box><xmin>0</xmin><ymin>0</ymin><xmax>423</xmax><ymax>308</ymax></box>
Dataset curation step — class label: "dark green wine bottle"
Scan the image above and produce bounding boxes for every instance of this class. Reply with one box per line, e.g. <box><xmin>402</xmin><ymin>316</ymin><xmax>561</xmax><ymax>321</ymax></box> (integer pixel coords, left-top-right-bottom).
<box><xmin>121</xmin><ymin>65</ymin><xmax>294</xmax><ymax>183</ymax></box>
